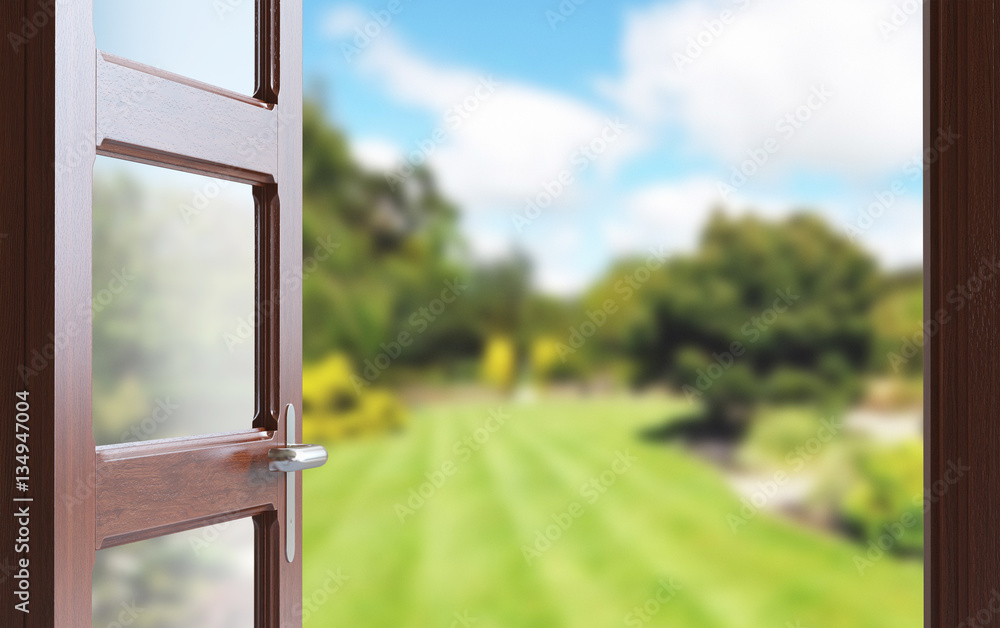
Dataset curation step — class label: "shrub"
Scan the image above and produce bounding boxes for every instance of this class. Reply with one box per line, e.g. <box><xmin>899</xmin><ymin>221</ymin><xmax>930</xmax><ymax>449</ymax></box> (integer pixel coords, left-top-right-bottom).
<box><xmin>530</xmin><ymin>336</ymin><xmax>562</xmax><ymax>382</ymax></box>
<box><xmin>736</xmin><ymin>407</ymin><xmax>828</xmax><ymax>471</ymax></box>
<box><xmin>481</xmin><ymin>335</ymin><xmax>517</xmax><ymax>391</ymax></box>
<box><xmin>302</xmin><ymin>353</ymin><xmax>408</xmax><ymax>443</ymax></box>
<box><xmin>764</xmin><ymin>369</ymin><xmax>828</xmax><ymax>403</ymax></box>
<box><xmin>838</xmin><ymin>439</ymin><xmax>923</xmax><ymax>553</ymax></box>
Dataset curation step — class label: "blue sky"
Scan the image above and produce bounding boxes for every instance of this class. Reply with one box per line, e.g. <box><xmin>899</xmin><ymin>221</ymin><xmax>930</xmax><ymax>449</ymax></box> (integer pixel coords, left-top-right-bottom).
<box><xmin>95</xmin><ymin>0</ymin><xmax>923</xmax><ymax>295</ymax></box>
<box><xmin>304</xmin><ymin>0</ymin><xmax>630</xmax><ymax>124</ymax></box>
<box><xmin>309</xmin><ymin>0</ymin><xmax>923</xmax><ymax>294</ymax></box>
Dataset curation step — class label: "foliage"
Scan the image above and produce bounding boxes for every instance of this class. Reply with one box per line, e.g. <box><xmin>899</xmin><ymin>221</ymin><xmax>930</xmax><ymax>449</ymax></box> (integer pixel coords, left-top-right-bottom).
<box><xmin>529</xmin><ymin>336</ymin><xmax>563</xmax><ymax>382</ymax></box>
<box><xmin>837</xmin><ymin>439</ymin><xmax>924</xmax><ymax>554</ymax></box>
<box><xmin>300</xmin><ymin>101</ymin><xmax>893</xmax><ymax>405</ymax></box>
<box><xmin>738</xmin><ymin>406</ymin><xmax>924</xmax><ymax>555</ymax></box>
<box><xmin>573</xmin><ymin>257</ymin><xmax>655</xmax><ymax>375</ymax></box>
<box><xmin>870</xmin><ymin>270</ymin><xmax>923</xmax><ymax>375</ymax></box>
<box><xmin>617</xmin><ymin>212</ymin><xmax>880</xmax><ymax>423</ymax></box>
<box><xmin>300</xmin><ymin>101</ymin><xmax>558</xmax><ymax>383</ymax></box>
<box><xmin>736</xmin><ymin>406</ymin><xmax>831</xmax><ymax>470</ymax></box>
<box><xmin>302</xmin><ymin>354</ymin><xmax>407</xmax><ymax>442</ymax></box>
<box><xmin>480</xmin><ymin>335</ymin><xmax>517</xmax><ymax>391</ymax></box>
<box><xmin>301</xmin><ymin>100</ymin><xmax>473</xmax><ymax>369</ymax></box>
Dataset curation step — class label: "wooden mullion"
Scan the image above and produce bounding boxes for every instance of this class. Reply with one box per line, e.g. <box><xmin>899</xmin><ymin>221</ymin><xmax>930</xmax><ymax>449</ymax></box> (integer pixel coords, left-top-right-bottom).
<box><xmin>254</xmin><ymin>510</ymin><xmax>282</xmax><ymax>626</ymax></box>
<box><xmin>256</xmin><ymin>0</ymin><xmax>279</xmax><ymax>105</ymax></box>
<box><xmin>252</xmin><ymin>182</ymin><xmax>285</xmax><ymax>625</ymax></box>
<box><xmin>254</xmin><ymin>184</ymin><xmax>281</xmax><ymax>433</ymax></box>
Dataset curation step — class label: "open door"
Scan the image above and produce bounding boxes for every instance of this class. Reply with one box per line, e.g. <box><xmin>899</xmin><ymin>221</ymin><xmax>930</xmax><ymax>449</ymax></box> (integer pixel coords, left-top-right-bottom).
<box><xmin>0</xmin><ymin>0</ymin><xmax>318</xmax><ymax>625</ymax></box>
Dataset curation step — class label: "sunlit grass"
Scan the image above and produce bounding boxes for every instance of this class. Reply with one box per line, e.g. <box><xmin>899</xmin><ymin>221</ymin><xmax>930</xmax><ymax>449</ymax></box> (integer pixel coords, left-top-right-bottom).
<box><xmin>303</xmin><ymin>397</ymin><xmax>921</xmax><ymax>627</ymax></box>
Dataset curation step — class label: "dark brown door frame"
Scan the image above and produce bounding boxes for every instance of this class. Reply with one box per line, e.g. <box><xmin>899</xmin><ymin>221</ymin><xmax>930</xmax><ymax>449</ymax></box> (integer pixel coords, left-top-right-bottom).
<box><xmin>925</xmin><ymin>2</ymin><xmax>1000</xmax><ymax>627</ymax></box>
<box><xmin>0</xmin><ymin>0</ymin><xmax>303</xmax><ymax>625</ymax></box>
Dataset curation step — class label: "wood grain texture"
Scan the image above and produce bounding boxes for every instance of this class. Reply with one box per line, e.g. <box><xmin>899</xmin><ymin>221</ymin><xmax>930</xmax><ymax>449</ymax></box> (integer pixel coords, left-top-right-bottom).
<box><xmin>276</xmin><ymin>0</ymin><xmax>306</xmax><ymax>624</ymax></box>
<box><xmin>255</xmin><ymin>179</ymin><xmax>286</xmax><ymax>626</ymax></box>
<box><xmin>927</xmin><ymin>1</ymin><xmax>1000</xmax><ymax>627</ymax></box>
<box><xmin>253</xmin><ymin>5</ymin><xmax>285</xmax><ymax>625</ymax></box>
<box><xmin>254</xmin><ymin>510</ymin><xmax>282</xmax><ymax>626</ymax></box>
<box><xmin>97</xmin><ymin>53</ymin><xmax>280</xmax><ymax>184</ymax></box>
<box><xmin>51</xmin><ymin>0</ymin><xmax>96</xmax><ymax>623</ymax></box>
<box><xmin>95</xmin><ymin>431</ymin><xmax>283</xmax><ymax>549</ymax></box>
<box><xmin>0</xmin><ymin>0</ymin><xmax>27</xmax><ymax>625</ymax></box>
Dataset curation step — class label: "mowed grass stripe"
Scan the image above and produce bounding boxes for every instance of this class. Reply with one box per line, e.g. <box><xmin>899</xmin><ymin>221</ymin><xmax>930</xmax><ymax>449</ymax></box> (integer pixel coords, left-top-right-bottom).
<box><xmin>303</xmin><ymin>398</ymin><xmax>922</xmax><ymax>628</ymax></box>
<box><xmin>512</xmin><ymin>401</ymin><xmax>922</xmax><ymax>628</ymax></box>
<box><xmin>302</xmin><ymin>417</ymin><xmax>437</xmax><ymax>626</ymax></box>
<box><xmin>476</xmin><ymin>419</ymin><xmax>584</xmax><ymax>628</ymax></box>
<box><xmin>452</xmin><ymin>403</ymin><xmax>570</xmax><ymax>628</ymax></box>
<box><xmin>408</xmin><ymin>405</ymin><xmax>566</xmax><ymax>628</ymax></box>
<box><xmin>494</xmin><ymin>400</ymin><xmax>721</xmax><ymax>626</ymax></box>
<box><xmin>404</xmin><ymin>409</ymin><xmax>472</xmax><ymax>627</ymax></box>
<box><xmin>302</xmin><ymin>436</ymin><xmax>391</xmax><ymax>525</ymax></box>
<box><xmin>500</xmin><ymin>410</ymin><xmax>732</xmax><ymax>628</ymax></box>
<box><xmin>510</xmin><ymin>415</ymin><xmax>813</xmax><ymax>628</ymax></box>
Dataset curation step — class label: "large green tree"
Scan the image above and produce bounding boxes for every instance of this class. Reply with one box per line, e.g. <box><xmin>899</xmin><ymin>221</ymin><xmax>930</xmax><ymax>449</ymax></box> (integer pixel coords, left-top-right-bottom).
<box><xmin>300</xmin><ymin>100</ymin><xmax>470</xmax><ymax>368</ymax></box>
<box><xmin>619</xmin><ymin>212</ymin><xmax>880</xmax><ymax>425</ymax></box>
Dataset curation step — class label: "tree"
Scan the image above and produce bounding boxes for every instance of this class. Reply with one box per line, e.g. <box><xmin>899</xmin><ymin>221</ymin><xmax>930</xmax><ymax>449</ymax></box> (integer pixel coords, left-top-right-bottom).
<box><xmin>624</xmin><ymin>211</ymin><xmax>880</xmax><ymax>427</ymax></box>
<box><xmin>300</xmin><ymin>100</ymin><xmax>468</xmax><ymax>368</ymax></box>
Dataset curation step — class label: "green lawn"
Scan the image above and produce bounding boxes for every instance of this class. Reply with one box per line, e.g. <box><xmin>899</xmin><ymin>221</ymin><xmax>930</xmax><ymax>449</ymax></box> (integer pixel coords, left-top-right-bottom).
<box><xmin>303</xmin><ymin>397</ymin><xmax>922</xmax><ymax>627</ymax></box>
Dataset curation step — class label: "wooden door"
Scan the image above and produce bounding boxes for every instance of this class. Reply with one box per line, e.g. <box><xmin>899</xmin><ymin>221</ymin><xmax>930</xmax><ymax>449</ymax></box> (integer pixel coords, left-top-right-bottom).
<box><xmin>0</xmin><ymin>0</ymin><xmax>312</xmax><ymax>625</ymax></box>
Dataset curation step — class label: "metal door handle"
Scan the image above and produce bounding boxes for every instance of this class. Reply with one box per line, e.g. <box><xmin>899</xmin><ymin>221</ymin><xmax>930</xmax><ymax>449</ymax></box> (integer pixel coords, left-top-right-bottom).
<box><xmin>269</xmin><ymin>404</ymin><xmax>326</xmax><ymax>562</ymax></box>
<box><xmin>268</xmin><ymin>444</ymin><xmax>328</xmax><ymax>472</ymax></box>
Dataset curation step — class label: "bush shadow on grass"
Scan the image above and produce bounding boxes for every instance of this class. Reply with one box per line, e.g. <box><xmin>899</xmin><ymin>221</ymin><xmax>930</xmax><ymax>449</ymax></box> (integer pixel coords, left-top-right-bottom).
<box><xmin>637</xmin><ymin>409</ymin><xmax>750</xmax><ymax>467</ymax></box>
<box><xmin>638</xmin><ymin>408</ymin><xmax>748</xmax><ymax>444</ymax></box>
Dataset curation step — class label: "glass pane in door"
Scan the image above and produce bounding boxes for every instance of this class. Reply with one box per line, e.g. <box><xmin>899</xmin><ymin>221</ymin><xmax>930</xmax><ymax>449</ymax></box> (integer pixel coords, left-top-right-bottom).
<box><xmin>92</xmin><ymin>157</ymin><xmax>256</xmax><ymax>445</ymax></box>
<box><xmin>92</xmin><ymin>519</ymin><xmax>255</xmax><ymax>627</ymax></box>
<box><xmin>93</xmin><ymin>0</ymin><xmax>255</xmax><ymax>95</ymax></box>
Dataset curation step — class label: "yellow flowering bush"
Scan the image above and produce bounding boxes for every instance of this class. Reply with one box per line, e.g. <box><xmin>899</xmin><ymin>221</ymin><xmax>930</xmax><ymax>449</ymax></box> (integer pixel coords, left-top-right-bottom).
<box><xmin>302</xmin><ymin>353</ymin><xmax>407</xmax><ymax>443</ymax></box>
<box><xmin>480</xmin><ymin>335</ymin><xmax>517</xmax><ymax>391</ymax></box>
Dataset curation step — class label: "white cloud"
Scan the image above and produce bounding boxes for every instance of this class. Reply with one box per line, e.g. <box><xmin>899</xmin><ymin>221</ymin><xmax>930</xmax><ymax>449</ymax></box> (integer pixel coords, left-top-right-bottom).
<box><xmin>322</xmin><ymin>4</ymin><xmax>367</xmax><ymax>38</ymax></box>
<box><xmin>343</xmin><ymin>35</ymin><xmax>643</xmax><ymax>210</ymax></box>
<box><xmin>351</xmin><ymin>137</ymin><xmax>402</xmax><ymax>172</ymax></box>
<box><xmin>532</xmin><ymin>230</ymin><xmax>591</xmax><ymax>295</ymax></box>
<box><xmin>353</xmin><ymin>36</ymin><xmax>482</xmax><ymax>110</ymax></box>
<box><xmin>846</xmin><ymin>197</ymin><xmax>923</xmax><ymax>269</ymax></box>
<box><xmin>620</xmin><ymin>180</ymin><xmax>725</xmax><ymax>254</ymax></box>
<box><xmin>603</xmin><ymin>0</ymin><xmax>922</xmax><ymax>180</ymax></box>
<box><xmin>606</xmin><ymin>179</ymin><xmax>793</xmax><ymax>257</ymax></box>
<box><xmin>608</xmin><ymin>178</ymin><xmax>922</xmax><ymax>271</ymax></box>
<box><xmin>463</xmin><ymin>226</ymin><xmax>513</xmax><ymax>262</ymax></box>
<box><xmin>535</xmin><ymin>267</ymin><xmax>590</xmax><ymax>297</ymax></box>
